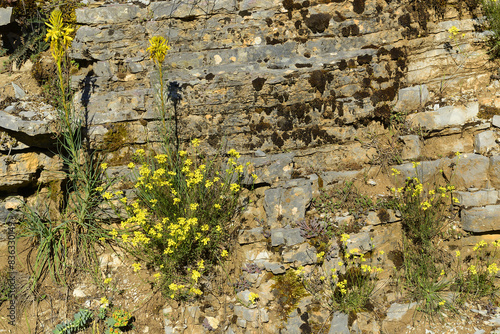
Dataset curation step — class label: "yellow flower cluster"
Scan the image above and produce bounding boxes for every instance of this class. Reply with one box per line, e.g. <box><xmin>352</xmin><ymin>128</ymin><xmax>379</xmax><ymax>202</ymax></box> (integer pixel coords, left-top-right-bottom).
<box><xmin>248</xmin><ymin>292</ymin><xmax>259</xmax><ymax>304</ymax></box>
<box><xmin>45</xmin><ymin>9</ymin><xmax>74</xmax><ymax>61</ymax></box>
<box><xmin>147</xmin><ymin>36</ymin><xmax>170</xmax><ymax>64</ymax></box>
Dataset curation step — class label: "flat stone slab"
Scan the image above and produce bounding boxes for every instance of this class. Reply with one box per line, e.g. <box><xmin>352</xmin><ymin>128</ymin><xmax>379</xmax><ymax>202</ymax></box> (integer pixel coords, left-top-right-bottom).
<box><xmin>462</xmin><ymin>205</ymin><xmax>500</xmax><ymax>233</ymax></box>
<box><xmin>241</xmin><ymin>152</ymin><xmax>294</xmax><ymax>185</ymax></box>
<box><xmin>270</xmin><ymin>227</ymin><xmax>304</xmax><ymax>247</ymax></box>
<box><xmin>0</xmin><ymin>7</ymin><xmax>12</xmax><ymax>26</ymax></box>
<box><xmin>238</xmin><ymin>227</ymin><xmax>266</xmax><ymax>245</ymax></box>
<box><xmin>395</xmin><ymin>85</ymin><xmax>429</xmax><ymax>112</ymax></box>
<box><xmin>329</xmin><ymin>312</ymin><xmax>349</xmax><ymax>334</ymax></box>
<box><xmin>385</xmin><ymin>302</ymin><xmax>417</xmax><ymax>321</ymax></box>
<box><xmin>0</xmin><ymin>101</ymin><xmax>58</xmax><ymax>147</ymax></box>
<box><xmin>76</xmin><ymin>5</ymin><xmax>140</xmax><ymax>24</ymax></box>
<box><xmin>264</xmin><ymin>179</ymin><xmax>312</xmax><ymax>228</ymax></box>
<box><xmin>455</xmin><ymin>190</ymin><xmax>498</xmax><ymax>208</ymax></box>
<box><xmin>407</xmin><ymin>102</ymin><xmax>478</xmax><ymax>131</ymax></box>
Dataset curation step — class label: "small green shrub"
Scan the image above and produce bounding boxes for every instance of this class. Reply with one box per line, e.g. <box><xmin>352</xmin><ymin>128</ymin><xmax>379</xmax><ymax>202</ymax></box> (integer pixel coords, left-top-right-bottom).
<box><xmin>483</xmin><ymin>0</ymin><xmax>500</xmax><ymax>58</ymax></box>
<box><xmin>390</xmin><ymin>159</ymin><xmax>499</xmax><ymax>314</ymax></box>
<box><xmin>53</xmin><ymin>308</ymin><xmax>93</xmax><ymax>334</ymax></box>
<box><xmin>272</xmin><ymin>269</ymin><xmax>309</xmax><ymax>320</ymax></box>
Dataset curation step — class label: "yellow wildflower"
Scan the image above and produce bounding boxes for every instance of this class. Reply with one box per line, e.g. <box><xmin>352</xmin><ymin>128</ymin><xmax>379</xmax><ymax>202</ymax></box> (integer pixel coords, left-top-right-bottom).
<box><xmin>103</xmin><ymin>278</ymin><xmax>112</xmax><ymax>284</ymax></box>
<box><xmin>147</xmin><ymin>36</ymin><xmax>170</xmax><ymax>64</ymax></box>
<box><xmin>248</xmin><ymin>292</ymin><xmax>259</xmax><ymax>304</ymax></box>
<box><xmin>191</xmin><ymin>270</ymin><xmax>201</xmax><ymax>282</ymax></box>
<box><xmin>100</xmin><ymin>163</ymin><xmax>108</xmax><ymax>170</ymax></box>
<box><xmin>132</xmin><ymin>263</ymin><xmax>141</xmax><ymax>272</ymax></box>
<box><xmin>128</xmin><ymin>162</ymin><xmax>135</xmax><ymax>169</ymax></box>
<box><xmin>221</xmin><ymin>249</ymin><xmax>228</xmax><ymax>257</ymax></box>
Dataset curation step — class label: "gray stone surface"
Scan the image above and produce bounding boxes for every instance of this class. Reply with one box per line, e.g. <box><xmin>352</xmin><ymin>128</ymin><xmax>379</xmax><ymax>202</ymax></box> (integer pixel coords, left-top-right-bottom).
<box><xmin>395</xmin><ymin>85</ymin><xmax>429</xmax><ymax>111</ymax></box>
<box><xmin>0</xmin><ymin>7</ymin><xmax>12</xmax><ymax>26</ymax></box>
<box><xmin>491</xmin><ymin>155</ymin><xmax>500</xmax><ymax>188</ymax></box>
<box><xmin>76</xmin><ymin>5</ymin><xmax>140</xmax><ymax>24</ymax></box>
<box><xmin>493</xmin><ymin>115</ymin><xmax>500</xmax><ymax>128</ymax></box>
<box><xmin>264</xmin><ymin>180</ymin><xmax>312</xmax><ymax>228</ymax></box>
<box><xmin>385</xmin><ymin>302</ymin><xmax>417</xmax><ymax>321</ymax></box>
<box><xmin>474</xmin><ymin>130</ymin><xmax>497</xmax><ymax>155</ymax></box>
<box><xmin>454</xmin><ymin>154</ymin><xmax>490</xmax><ymax>189</ymax></box>
<box><xmin>408</xmin><ymin>103</ymin><xmax>479</xmax><ymax>131</ymax></box>
<box><xmin>241</xmin><ymin>153</ymin><xmax>294</xmax><ymax>185</ymax></box>
<box><xmin>263</xmin><ymin>261</ymin><xmax>286</xmax><ymax>274</ymax></box>
<box><xmin>238</xmin><ymin>227</ymin><xmax>266</xmax><ymax>245</ymax></box>
<box><xmin>270</xmin><ymin>228</ymin><xmax>305</xmax><ymax>247</ymax></box>
<box><xmin>329</xmin><ymin>312</ymin><xmax>350</xmax><ymax>334</ymax></box>
<box><xmin>455</xmin><ymin>190</ymin><xmax>498</xmax><ymax>207</ymax></box>
<box><xmin>283</xmin><ymin>243</ymin><xmax>317</xmax><ymax>266</ymax></box>
<box><xmin>462</xmin><ymin>205</ymin><xmax>500</xmax><ymax>233</ymax></box>
<box><xmin>400</xmin><ymin>135</ymin><xmax>422</xmax><ymax>160</ymax></box>
<box><xmin>11</xmin><ymin>83</ymin><xmax>26</xmax><ymax>99</ymax></box>
<box><xmin>0</xmin><ymin>102</ymin><xmax>57</xmax><ymax>147</ymax></box>
<box><xmin>346</xmin><ymin>231</ymin><xmax>372</xmax><ymax>253</ymax></box>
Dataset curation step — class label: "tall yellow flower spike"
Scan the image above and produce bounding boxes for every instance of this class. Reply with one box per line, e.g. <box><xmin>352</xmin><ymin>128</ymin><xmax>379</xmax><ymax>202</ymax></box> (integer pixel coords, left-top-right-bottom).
<box><xmin>45</xmin><ymin>9</ymin><xmax>74</xmax><ymax>61</ymax></box>
<box><xmin>147</xmin><ymin>36</ymin><xmax>170</xmax><ymax>64</ymax></box>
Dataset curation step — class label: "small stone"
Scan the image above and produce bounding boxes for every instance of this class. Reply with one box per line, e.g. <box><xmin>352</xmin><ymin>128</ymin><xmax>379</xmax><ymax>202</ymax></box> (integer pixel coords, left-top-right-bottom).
<box><xmin>238</xmin><ymin>227</ymin><xmax>266</xmax><ymax>245</ymax></box>
<box><xmin>329</xmin><ymin>312</ymin><xmax>349</xmax><ymax>334</ymax></box>
<box><xmin>263</xmin><ymin>262</ymin><xmax>286</xmax><ymax>274</ymax></box>
<box><xmin>474</xmin><ymin>130</ymin><xmax>497</xmax><ymax>155</ymax></box>
<box><xmin>73</xmin><ymin>286</ymin><xmax>88</xmax><ymax>298</ymax></box>
<box><xmin>493</xmin><ymin>115</ymin><xmax>500</xmax><ymax>128</ymax></box>
<box><xmin>366</xmin><ymin>179</ymin><xmax>377</xmax><ymax>186</ymax></box>
<box><xmin>385</xmin><ymin>302</ymin><xmax>417</xmax><ymax>321</ymax></box>
<box><xmin>236</xmin><ymin>318</ymin><xmax>247</xmax><ymax>328</ymax></box>
<box><xmin>12</xmin><ymin>83</ymin><xmax>26</xmax><ymax>99</ymax></box>
<box><xmin>0</xmin><ymin>7</ymin><xmax>12</xmax><ymax>26</ymax></box>
<box><xmin>254</xmin><ymin>149</ymin><xmax>266</xmax><ymax>157</ymax></box>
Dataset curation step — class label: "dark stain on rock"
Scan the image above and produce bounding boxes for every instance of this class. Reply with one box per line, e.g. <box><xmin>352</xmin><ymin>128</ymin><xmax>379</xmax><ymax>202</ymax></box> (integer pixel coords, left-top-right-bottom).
<box><xmin>362</xmin><ymin>77</ymin><xmax>371</xmax><ymax>88</ymax></box>
<box><xmin>296</xmin><ymin>63</ymin><xmax>312</xmax><ymax>68</ymax></box>
<box><xmin>398</xmin><ymin>13</ymin><xmax>411</xmax><ymax>27</ymax></box>
<box><xmin>304</xmin><ymin>52</ymin><xmax>311</xmax><ymax>58</ymax></box>
<box><xmin>353</xmin><ymin>0</ymin><xmax>365</xmax><ymax>14</ymax></box>
<box><xmin>341</xmin><ymin>24</ymin><xmax>359</xmax><ymax>37</ymax></box>
<box><xmin>252</xmin><ymin>77</ymin><xmax>267</xmax><ymax>91</ymax></box>
<box><xmin>373</xmin><ymin>104</ymin><xmax>391</xmax><ymax>126</ymax></box>
<box><xmin>332</xmin><ymin>10</ymin><xmax>346</xmax><ymax>22</ymax></box>
<box><xmin>238</xmin><ymin>10</ymin><xmax>251</xmax><ymax>17</ymax></box>
<box><xmin>265</xmin><ymin>18</ymin><xmax>273</xmax><ymax>26</ymax></box>
<box><xmin>357</xmin><ymin>54</ymin><xmax>372</xmax><ymax>65</ymax></box>
<box><xmin>338</xmin><ymin>59</ymin><xmax>347</xmax><ymax>70</ymax></box>
<box><xmin>305</xmin><ymin>13</ymin><xmax>331</xmax><ymax>33</ymax></box>
<box><xmin>271</xmin><ymin>131</ymin><xmax>284</xmax><ymax>147</ymax></box>
<box><xmin>308</xmin><ymin>70</ymin><xmax>333</xmax><ymax>94</ymax></box>
<box><xmin>266</xmin><ymin>37</ymin><xmax>285</xmax><ymax>45</ymax></box>
<box><xmin>371</xmin><ymin>86</ymin><xmax>396</xmax><ymax>104</ymax></box>
<box><xmin>277</xmin><ymin>117</ymin><xmax>293</xmax><ymax>131</ymax></box>
<box><xmin>207</xmin><ymin>134</ymin><xmax>220</xmax><ymax>147</ymax></box>
<box><xmin>353</xmin><ymin>90</ymin><xmax>370</xmax><ymax>100</ymax></box>
<box><xmin>205</xmin><ymin>73</ymin><xmax>215</xmax><ymax>81</ymax></box>
<box><xmin>390</xmin><ymin>47</ymin><xmax>405</xmax><ymax>60</ymax></box>
<box><xmin>295</xmin><ymin>20</ymin><xmax>302</xmax><ymax>29</ymax></box>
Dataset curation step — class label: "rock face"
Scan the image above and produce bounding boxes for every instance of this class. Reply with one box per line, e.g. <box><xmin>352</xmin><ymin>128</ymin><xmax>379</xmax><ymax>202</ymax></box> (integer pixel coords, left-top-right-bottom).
<box><xmin>3</xmin><ymin>0</ymin><xmax>500</xmax><ymax>333</ymax></box>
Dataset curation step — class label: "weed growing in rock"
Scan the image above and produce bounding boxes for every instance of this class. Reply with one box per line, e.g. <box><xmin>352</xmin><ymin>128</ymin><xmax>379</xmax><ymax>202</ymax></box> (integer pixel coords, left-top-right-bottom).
<box><xmin>391</xmin><ymin>163</ymin><xmax>457</xmax><ymax>313</ymax></box>
<box><xmin>272</xmin><ymin>269</ymin><xmax>309</xmax><ymax>320</ymax></box>
<box><xmin>454</xmin><ymin>240</ymin><xmax>500</xmax><ymax>304</ymax></box>
<box><xmin>482</xmin><ymin>0</ymin><xmax>500</xmax><ymax>58</ymax></box>
<box><xmin>301</xmin><ymin>234</ymin><xmax>382</xmax><ymax>315</ymax></box>
<box><xmin>390</xmin><ymin>160</ymin><xmax>499</xmax><ymax>314</ymax></box>
<box><xmin>19</xmin><ymin>9</ymin><xmax>111</xmax><ymax>290</ymax></box>
<box><xmin>114</xmin><ymin>144</ymin><xmax>248</xmax><ymax>299</ymax></box>
<box><xmin>100</xmin><ymin>36</ymin><xmax>255</xmax><ymax>300</ymax></box>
